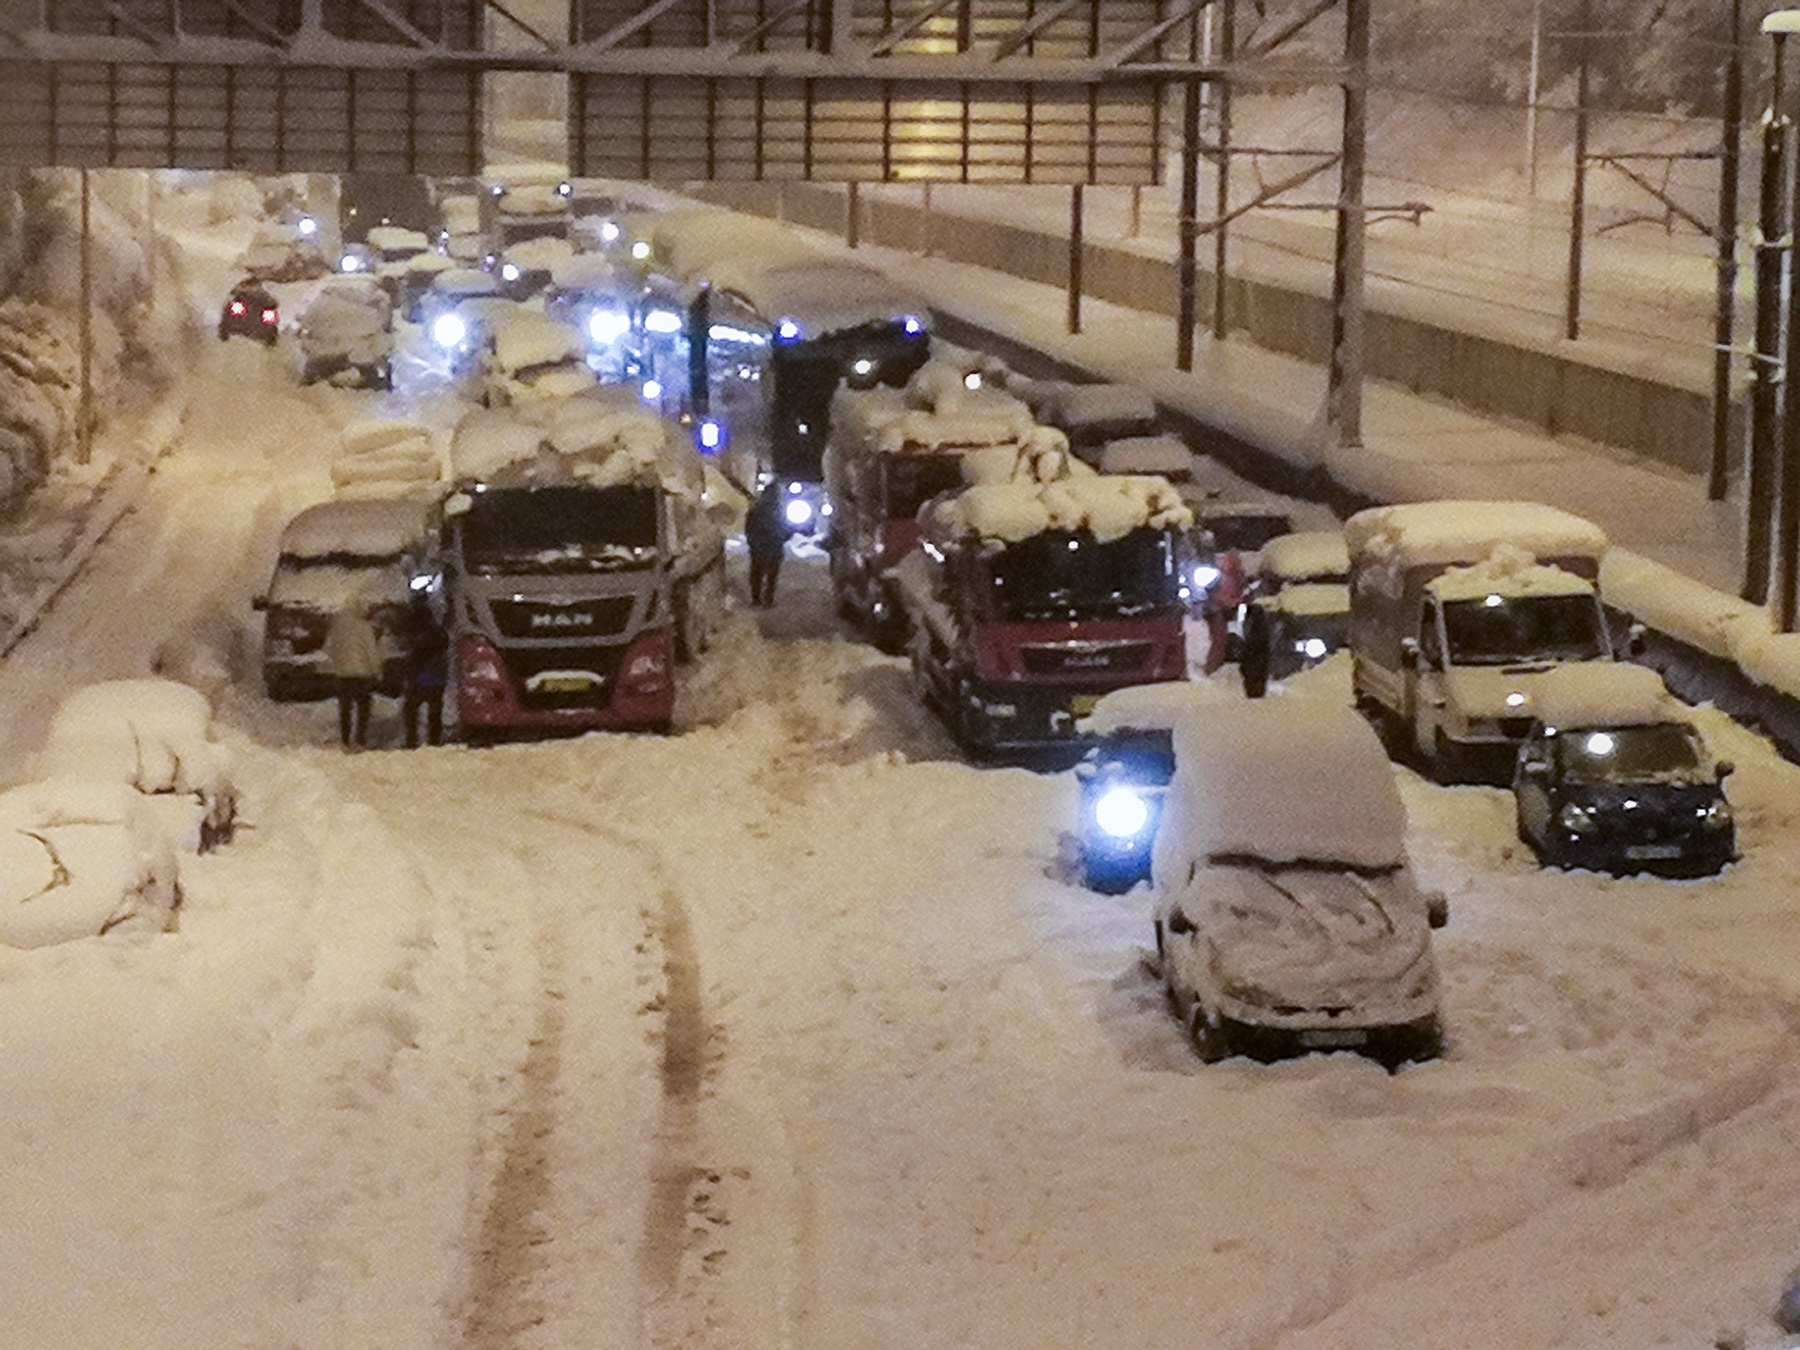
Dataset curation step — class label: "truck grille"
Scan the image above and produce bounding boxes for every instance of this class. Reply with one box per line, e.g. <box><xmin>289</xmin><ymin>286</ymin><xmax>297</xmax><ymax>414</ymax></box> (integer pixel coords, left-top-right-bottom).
<box><xmin>490</xmin><ymin>595</ymin><xmax>636</xmax><ymax>640</ymax></box>
<box><xmin>1020</xmin><ymin>641</ymin><xmax>1152</xmax><ymax>676</ymax></box>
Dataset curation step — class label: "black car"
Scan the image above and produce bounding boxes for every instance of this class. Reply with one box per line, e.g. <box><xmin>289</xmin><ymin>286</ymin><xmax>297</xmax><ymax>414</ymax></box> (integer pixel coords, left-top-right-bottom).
<box><xmin>1513</xmin><ymin>666</ymin><xmax>1735</xmax><ymax>878</ymax></box>
<box><xmin>218</xmin><ymin>283</ymin><xmax>280</xmax><ymax>346</ymax></box>
<box><xmin>1075</xmin><ymin>726</ymin><xmax>1176</xmax><ymax>893</ymax></box>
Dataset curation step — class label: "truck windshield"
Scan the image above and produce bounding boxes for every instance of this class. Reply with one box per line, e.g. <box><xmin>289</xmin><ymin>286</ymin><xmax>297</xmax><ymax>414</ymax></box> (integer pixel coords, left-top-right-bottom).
<box><xmin>460</xmin><ymin>485</ymin><xmax>658</xmax><ymax>575</ymax></box>
<box><xmin>1440</xmin><ymin>593</ymin><xmax>1607</xmax><ymax>665</ymax></box>
<box><xmin>987</xmin><ymin>528</ymin><xmax>1181</xmax><ymax>622</ymax></box>
<box><xmin>881</xmin><ymin>455</ymin><xmax>966</xmax><ymax>521</ymax></box>
<box><xmin>1556</xmin><ymin>723</ymin><xmax>1704</xmax><ymax>784</ymax></box>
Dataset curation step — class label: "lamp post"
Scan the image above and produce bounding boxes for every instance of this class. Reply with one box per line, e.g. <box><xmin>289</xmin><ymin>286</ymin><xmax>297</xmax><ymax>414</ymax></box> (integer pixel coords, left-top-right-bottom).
<box><xmin>1746</xmin><ymin>12</ymin><xmax>1800</xmax><ymax>605</ymax></box>
<box><xmin>1777</xmin><ymin>11</ymin><xmax>1800</xmax><ymax>628</ymax></box>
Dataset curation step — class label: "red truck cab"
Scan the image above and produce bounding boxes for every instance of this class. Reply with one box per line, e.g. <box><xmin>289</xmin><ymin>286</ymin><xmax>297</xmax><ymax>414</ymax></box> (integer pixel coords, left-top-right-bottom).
<box><xmin>894</xmin><ymin>462</ymin><xmax>1193</xmax><ymax>757</ymax></box>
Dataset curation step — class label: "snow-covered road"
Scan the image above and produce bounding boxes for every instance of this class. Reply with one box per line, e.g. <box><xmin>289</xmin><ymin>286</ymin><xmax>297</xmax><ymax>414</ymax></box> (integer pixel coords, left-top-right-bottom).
<box><xmin>4</xmin><ymin>204</ymin><xmax>1800</xmax><ymax>1350</ymax></box>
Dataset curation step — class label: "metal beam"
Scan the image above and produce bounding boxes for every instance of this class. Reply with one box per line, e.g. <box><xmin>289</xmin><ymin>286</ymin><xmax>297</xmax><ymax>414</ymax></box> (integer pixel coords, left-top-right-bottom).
<box><xmin>578</xmin><ymin>0</ymin><xmax>687</xmax><ymax>53</ymax></box>
<box><xmin>731</xmin><ymin>0</ymin><xmax>811</xmax><ymax>56</ymax></box>
<box><xmin>993</xmin><ymin>0</ymin><xmax>1085</xmax><ymax>61</ymax></box>
<box><xmin>870</xmin><ymin>0</ymin><xmax>959</xmax><ymax>58</ymax></box>
<box><xmin>1097</xmin><ymin>0</ymin><xmax>1209</xmax><ymax>72</ymax></box>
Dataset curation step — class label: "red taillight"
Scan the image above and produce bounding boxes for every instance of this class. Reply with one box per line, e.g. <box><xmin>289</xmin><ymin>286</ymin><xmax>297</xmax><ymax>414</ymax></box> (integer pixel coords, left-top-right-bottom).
<box><xmin>618</xmin><ymin>631</ymin><xmax>672</xmax><ymax>697</ymax></box>
<box><xmin>228</xmin><ymin>300</ymin><xmax>246</xmax><ymax>316</ymax></box>
<box><xmin>261</xmin><ymin>308</ymin><xmax>278</xmax><ymax>325</ymax></box>
<box><xmin>456</xmin><ymin>635</ymin><xmax>511</xmax><ymax>702</ymax></box>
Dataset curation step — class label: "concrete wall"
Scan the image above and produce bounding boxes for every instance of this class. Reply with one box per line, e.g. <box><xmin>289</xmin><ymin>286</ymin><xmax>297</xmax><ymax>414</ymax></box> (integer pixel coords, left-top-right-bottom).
<box><xmin>693</xmin><ymin>181</ymin><xmax>1732</xmax><ymax>479</ymax></box>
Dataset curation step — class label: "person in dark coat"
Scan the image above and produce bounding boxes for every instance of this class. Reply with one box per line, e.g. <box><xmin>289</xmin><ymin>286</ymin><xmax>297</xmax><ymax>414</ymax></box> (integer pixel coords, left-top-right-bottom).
<box><xmin>744</xmin><ymin>483</ymin><xmax>788</xmax><ymax>608</ymax></box>
<box><xmin>401</xmin><ymin>592</ymin><xmax>450</xmax><ymax>748</ymax></box>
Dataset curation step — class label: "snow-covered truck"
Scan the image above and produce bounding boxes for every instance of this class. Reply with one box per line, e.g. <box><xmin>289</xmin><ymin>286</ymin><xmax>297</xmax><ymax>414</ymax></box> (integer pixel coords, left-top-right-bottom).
<box><xmin>1345</xmin><ymin>500</ymin><xmax>1615</xmax><ymax>782</ymax></box>
<box><xmin>824</xmin><ymin>361</ymin><xmax>1054</xmax><ymax>648</ymax></box>
<box><xmin>895</xmin><ymin>449</ymin><xmax>1193</xmax><ymax>757</ymax></box>
<box><xmin>442</xmin><ymin>388</ymin><xmax>726</xmax><ymax>738</ymax></box>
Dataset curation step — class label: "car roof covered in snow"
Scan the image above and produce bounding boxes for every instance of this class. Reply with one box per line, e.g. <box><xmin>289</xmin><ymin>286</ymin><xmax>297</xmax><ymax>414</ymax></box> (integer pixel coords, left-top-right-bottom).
<box><xmin>490</xmin><ymin>313</ymin><xmax>584</xmax><ymax>372</ymax></box>
<box><xmin>1161</xmin><ymin>698</ymin><xmax>1406</xmax><ymax>870</ymax></box>
<box><xmin>1528</xmin><ymin>662</ymin><xmax>1685</xmax><ymax>731</ymax></box>
<box><xmin>277</xmin><ymin>497</ymin><xmax>433</xmax><ymax>559</ymax></box>
<box><xmin>1095</xmin><ymin>435</ymin><xmax>1193</xmax><ymax>480</ymax></box>
<box><xmin>1083</xmin><ymin>679</ymin><xmax>1237</xmax><ymax>736</ymax></box>
<box><xmin>1345</xmin><ymin>499</ymin><xmax>1609</xmax><ymax>569</ymax></box>
<box><xmin>1258</xmin><ymin>531</ymin><xmax>1350</xmax><ymax>582</ymax></box>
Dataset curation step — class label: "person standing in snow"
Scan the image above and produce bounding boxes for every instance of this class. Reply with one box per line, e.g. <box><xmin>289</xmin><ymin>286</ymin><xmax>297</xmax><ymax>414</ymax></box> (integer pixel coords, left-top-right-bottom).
<box><xmin>744</xmin><ymin>482</ymin><xmax>788</xmax><ymax>608</ymax></box>
<box><xmin>401</xmin><ymin>591</ymin><xmax>449</xmax><ymax>748</ymax></box>
<box><xmin>322</xmin><ymin>593</ymin><xmax>387</xmax><ymax>748</ymax></box>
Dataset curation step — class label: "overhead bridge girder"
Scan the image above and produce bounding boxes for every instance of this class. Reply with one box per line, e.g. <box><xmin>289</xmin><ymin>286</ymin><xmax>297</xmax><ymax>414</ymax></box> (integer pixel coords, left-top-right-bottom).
<box><xmin>1</xmin><ymin>0</ymin><xmax>1218</xmax><ymax>178</ymax></box>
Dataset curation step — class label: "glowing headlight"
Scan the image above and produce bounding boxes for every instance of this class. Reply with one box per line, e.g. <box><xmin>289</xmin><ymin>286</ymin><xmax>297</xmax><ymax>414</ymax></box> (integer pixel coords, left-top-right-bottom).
<box><xmin>963</xmin><ymin>371</ymin><xmax>982</xmax><ymax>390</ymax></box>
<box><xmin>1094</xmin><ymin>787</ymin><xmax>1151</xmax><ymax>839</ymax></box>
<box><xmin>641</xmin><ymin>378</ymin><xmax>663</xmax><ymax>402</ymax></box>
<box><xmin>631</xmin><ymin>240</ymin><xmax>651</xmax><ymax>261</ymax></box>
<box><xmin>500</xmin><ymin>262</ymin><xmax>521</xmax><ymax>283</ymax></box>
<box><xmin>902</xmin><ymin>314</ymin><xmax>925</xmax><ymax>336</ymax></box>
<box><xmin>784</xmin><ymin>497</ymin><xmax>815</xmax><ymax>528</ymax></box>
<box><xmin>588</xmin><ymin>309</ymin><xmax>629</xmax><ymax>344</ymax></box>
<box><xmin>776</xmin><ymin>318</ymin><xmax>801</xmax><ymax>341</ymax></box>
<box><xmin>852</xmin><ymin>358</ymin><xmax>875</xmax><ymax>377</ymax></box>
<box><xmin>1298</xmin><ymin>637</ymin><xmax>1328</xmax><ymax>660</ymax></box>
<box><xmin>1506</xmin><ymin>691</ymin><xmax>1529</xmax><ymax>710</ymax></box>
<box><xmin>339</xmin><ymin>253</ymin><xmax>363</xmax><ymax>273</ymax></box>
<box><xmin>1191</xmin><ymin>564</ymin><xmax>1222</xmax><ymax>592</ymax></box>
<box><xmin>1698</xmin><ymin>800</ymin><xmax>1733</xmax><ymax>830</ymax></box>
<box><xmin>600</xmin><ymin>220</ymin><xmax>621</xmax><ymax>243</ymax></box>
<box><xmin>430</xmin><ymin>312</ymin><xmax>469</xmax><ymax>349</ymax></box>
<box><xmin>1558</xmin><ymin>802</ymin><xmax>1597</xmax><ymax>834</ymax></box>
<box><xmin>697</xmin><ymin>419</ymin><xmax>723</xmax><ymax>452</ymax></box>
<box><xmin>643</xmin><ymin>308</ymin><xmax>683</xmax><ymax>335</ymax></box>
<box><xmin>296</xmin><ymin>215</ymin><xmax>318</xmax><ymax>237</ymax></box>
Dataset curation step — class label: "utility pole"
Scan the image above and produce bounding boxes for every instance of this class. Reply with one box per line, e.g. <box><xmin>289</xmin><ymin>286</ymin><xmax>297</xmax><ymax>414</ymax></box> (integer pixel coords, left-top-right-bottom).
<box><xmin>1068</xmin><ymin>183</ymin><xmax>1085</xmax><ymax>334</ymax></box>
<box><xmin>1177</xmin><ymin>75</ymin><xmax>1202</xmax><ymax>371</ymax></box>
<box><xmin>1565</xmin><ymin>0</ymin><xmax>1592</xmax><ymax>342</ymax></box>
<box><xmin>1747</xmin><ymin>14</ymin><xmax>1798</xmax><ymax>605</ymax></box>
<box><xmin>1712</xmin><ymin>0</ymin><xmax>1745</xmax><ymax>503</ymax></box>
<box><xmin>1211</xmin><ymin>0</ymin><xmax>1236</xmax><ymax>342</ymax></box>
<box><xmin>1324</xmin><ymin>0</ymin><xmax>1369</xmax><ymax>452</ymax></box>
<box><xmin>78</xmin><ymin>168</ymin><xmax>92</xmax><ymax>465</ymax></box>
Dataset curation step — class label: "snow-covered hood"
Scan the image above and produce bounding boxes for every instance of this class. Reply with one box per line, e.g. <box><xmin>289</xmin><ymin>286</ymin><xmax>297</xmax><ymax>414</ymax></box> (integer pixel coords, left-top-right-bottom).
<box><xmin>1198</xmin><ymin>864</ymin><xmax>1440</xmax><ymax>1023</ymax></box>
<box><xmin>1440</xmin><ymin>660</ymin><xmax>1611</xmax><ymax>722</ymax></box>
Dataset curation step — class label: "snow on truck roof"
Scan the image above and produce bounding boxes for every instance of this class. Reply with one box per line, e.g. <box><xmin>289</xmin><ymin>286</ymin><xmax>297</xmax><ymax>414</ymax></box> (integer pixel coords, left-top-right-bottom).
<box><xmin>278</xmin><ymin>497</ymin><xmax>433</xmax><ymax>559</ymax></box>
<box><xmin>1165</xmin><ymin>698</ymin><xmax>1407</xmax><ymax>871</ymax></box>
<box><xmin>650</xmin><ymin>210</ymin><xmax>926</xmax><ymax>335</ymax></box>
<box><xmin>1429</xmin><ymin>549</ymin><xmax>1597</xmax><ymax>602</ymax></box>
<box><xmin>449</xmin><ymin>389</ymin><xmax>696</xmax><ymax>495</ymax></box>
<box><xmin>1527</xmin><ymin>663</ymin><xmax>1685</xmax><ymax>731</ymax></box>
<box><xmin>1258</xmin><ymin>530</ymin><xmax>1350</xmax><ymax>582</ymax></box>
<box><xmin>832</xmin><ymin>361</ymin><xmax>1047</xmax><ymax>458</ymax></box>
<box><xmin>1345</xmin><ymin>500</ymin><xmax>1609</xmax><ymax>569</ymax></box>
<box><xmin>923</xmin><ymin>464</ymin><xmax>1192</xmax><ymax>545</ymax></box>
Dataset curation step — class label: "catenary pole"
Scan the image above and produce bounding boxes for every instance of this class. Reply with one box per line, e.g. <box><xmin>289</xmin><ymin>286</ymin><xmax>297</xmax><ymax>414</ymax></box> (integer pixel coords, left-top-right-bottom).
<box><xmin>1712</xmin><ymin>0</ymin><xmax>1744</xmax><ymax>503</ymax></box>
<box><xmin>1324</xmin><ymin>0</ymin><xmax>1369</xmax><ymax>452</ymax></box>
<box><xmin>1177</xmin><ymin>75</ymin><xmax>1201</xmax><ymax>371</ymax></box>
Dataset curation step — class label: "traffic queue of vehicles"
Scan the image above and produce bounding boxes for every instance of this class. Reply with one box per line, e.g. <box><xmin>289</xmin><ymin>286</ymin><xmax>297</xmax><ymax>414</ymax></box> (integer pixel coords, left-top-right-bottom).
<box><xmin>234</xmin><ymin>183</ymin><xmax>1736</xmax><ymax>1071</ymax></box>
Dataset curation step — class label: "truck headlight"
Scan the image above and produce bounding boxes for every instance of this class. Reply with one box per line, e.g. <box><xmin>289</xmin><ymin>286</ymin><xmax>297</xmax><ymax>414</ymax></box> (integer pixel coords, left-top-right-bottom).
<box><xmin>431</xmin><ymin>312</ymin><xmax>468</xmax><ymax>350</ymax></box>
<box><xmin>1094</xmin><ymin>787</ymin><xmax>1151</xmax><ymax>840</ymax></box>
<box><xmin>588</xmin><ymin>309</ymin><xmax>629</xmax><ymax>345</ymax></box>
<box><xmin>1190</xmin><ymin>563</ymin><xmax>1221</xmax><ymax>592</ymax></box>
<box><xmin>1558</xmin><ymin>802</ymin><xmax>1597</xmax><ymax>835</ymax></box>
<box><xmin>784</xmin><ymin>497</ymin><xmax>815</xmax><ymax>529</ymax></box>
<box><xmin>1297</xmin><ymin>637</ymin><xmax>1328</xmax><ymax>660</ymax></box>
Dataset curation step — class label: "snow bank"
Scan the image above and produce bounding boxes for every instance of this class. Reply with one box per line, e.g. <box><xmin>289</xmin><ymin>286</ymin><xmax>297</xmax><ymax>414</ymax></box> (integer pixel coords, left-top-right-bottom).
<box><xmin>331</xmin><ymin>419</ymin><xmax>443</xmax><ymax>497</ymax></box>
<box><xmin>0</xmin><ymin>300</ymin><xmax>78</xmax><ymax>509</ymax></box>
<box><xmin>1346</xmin><ymin>500</ymin><xmax>1609</xmax><ymax>570</ymax></box>
<box><xmin>1157</xmin><ymin>698</ymin><xmax>1407</xmax><ymax>872</ymax></box>
<box><xmin>36</xmin><ymin>678</ymin><xmax>230</xmax><ymax>801</ymax></box>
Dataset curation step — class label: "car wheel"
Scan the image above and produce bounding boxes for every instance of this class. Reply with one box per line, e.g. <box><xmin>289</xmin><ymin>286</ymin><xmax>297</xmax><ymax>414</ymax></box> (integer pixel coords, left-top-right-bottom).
<box><xmin>1187</xmin><ymin>1005</ymin><xmax>1230</xmax><ymax>1064</ymax></box>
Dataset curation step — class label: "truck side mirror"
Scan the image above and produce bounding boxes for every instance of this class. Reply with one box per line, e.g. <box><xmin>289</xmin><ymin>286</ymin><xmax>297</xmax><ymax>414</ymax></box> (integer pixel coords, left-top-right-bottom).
<box><xmin>1400</xmin><ymin>636</ymin><xmax>1425</xmax><ymax>670</ymax></box>
<box><xmin>1426</xmin><ymin>893</ymin><xmax>1449</xmax><ymax>929</ymax></box>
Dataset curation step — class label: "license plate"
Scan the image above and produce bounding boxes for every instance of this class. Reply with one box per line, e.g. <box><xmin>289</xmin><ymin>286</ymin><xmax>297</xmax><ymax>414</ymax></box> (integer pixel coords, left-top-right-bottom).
<box><xmin>533</xmin><ymin>675</ymin><xmax>596</xmax><ymax>694</ymax></box>
<box><xmin>1298</xmin><ymin>1028</ymin><xmax>1368</xmax><ymax>1049</ymax></box>
<box><xmin>1070</xmin><ymin>694</ymin><xmax>1101</xmax><ymax>717</ymax></box>
<box><xmin>1626</xmin><ymin>843</ymin><xmax>1684</xmax><ymax>860</ymax></box>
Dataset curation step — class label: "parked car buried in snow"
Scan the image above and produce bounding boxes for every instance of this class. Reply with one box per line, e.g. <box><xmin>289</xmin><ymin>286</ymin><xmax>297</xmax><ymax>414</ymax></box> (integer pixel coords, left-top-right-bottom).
<box><xmin>479</xmin><ymin>311</ymin><xmax>597</xmax><ymax>409</ymax></box>
<box><xmin>1151</xmin><ymin>697</ymin><xmax>1448</xmax><ymax>1068</ymax></box>
<box><xmin>296</xmin><ymin>274</ymin><xmax>395</xmax><ymax>389</ymax></box>
<box><xmin>1513</xmin><ymin>663</ymin><xmax>1735</xmax><ymax>877</ymax></box>
<box><xmin>0</xmin><ymin>778</ymin><xmax>180</xmax><ymax>949</ymax></box>
<box><xmin>255</xmin><ymin>497</ymin><xmax>439</xmax><ymax>701</ymax></box>
<box><xmin>36</xmin><ymin>679</ymin><xmax>239</xmax><ymax>853</ymax></box>
<box><xmin>1239</xmin><ymin>530</ymin><xmax>1352</xmax><ymax>698</ymax></box>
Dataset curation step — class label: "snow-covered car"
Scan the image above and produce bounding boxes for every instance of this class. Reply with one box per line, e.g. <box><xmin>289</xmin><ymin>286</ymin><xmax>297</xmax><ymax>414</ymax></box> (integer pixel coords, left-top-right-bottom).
<box><xmin>1514</xmin><ymin>663</ymin><xmax>1735</xmax><ymax>877</ymax></box>
<box><xmin>1151</xmin><ymin>697</ymin><xmax>1448</xmax><ymax>1067</ymax></box>
<box><xmin>419</xmin><ymin>268</ymin><xmax>515</xmax><ymax>374</ymax></box>
<box><xmin>254</xmin><ymin>497</ymin><xmax>438</xmax><ymax>700</ymax></box>
<box><xmin>479</xmin><ymin>311</ymin><xmax>596</xmax><ymax>409</ymax></box>
<box><xmin>1073</xmin><ymin>682</ymin><xmax>1233</xmax><ymax>894</ymax></box>
<box><xmin>0</xmin><ymin>778</ymin><xmax>180</xmax><ymax>949</ymax></box>
<box><xmin>492</xmin><ymin>236</ymin><xmax>575</xmax><ymax>301</ymax></box>
<box><xmin>36</xmin><ymin>679</ymin><xmax>238</xmax><ymax>853</ymax></box>
<box><xmin>1239</xmin><ymin>530</ymin><xmax>1351</xmax><ymax>698</ymax></box>
<box><xmin>238</xmin><ymin>220</ymin><xmax>329</xmax><ymax>282</ymax></box>
<box><xmin>218</xmin><ymin>280</ymin><xmax>280</xmax><ymax>346</ymax></box>
<box><xmin>296</xmin><ymin>275</ymin><xmax>394</xmax><ymax>389</ymax></box>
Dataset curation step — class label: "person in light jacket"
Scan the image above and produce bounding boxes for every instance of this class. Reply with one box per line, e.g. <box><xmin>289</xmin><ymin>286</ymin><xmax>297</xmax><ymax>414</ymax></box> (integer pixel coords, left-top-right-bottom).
<box><xmin>322</xmin><ymin>594</ymin><xmax>387</xmax><ymax>748</ymax></box>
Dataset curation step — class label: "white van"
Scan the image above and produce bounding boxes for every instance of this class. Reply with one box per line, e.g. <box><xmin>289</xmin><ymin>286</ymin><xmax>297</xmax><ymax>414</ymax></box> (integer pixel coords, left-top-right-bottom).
<box><xmin>1151</xmin><ymin>697</ymin><xmax>1447</xmax><ymax>1067</ymax></box>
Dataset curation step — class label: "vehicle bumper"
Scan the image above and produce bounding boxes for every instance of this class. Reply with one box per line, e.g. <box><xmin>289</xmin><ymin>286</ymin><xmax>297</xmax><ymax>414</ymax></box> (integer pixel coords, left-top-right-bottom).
<box><xmin>1544</xmin><ymin>831</ymin><xmax>1734</xmax><ymax>878</ymax></box>
<box><xmin>1222</xmin><ymin>1014</ymin><xmax>1443</xmax><ymax>1068</ymax></box>
<box><xmin>959</xmin><ymin>680</ymin><xmax>1171</xmax><ymax>755</ymax></box>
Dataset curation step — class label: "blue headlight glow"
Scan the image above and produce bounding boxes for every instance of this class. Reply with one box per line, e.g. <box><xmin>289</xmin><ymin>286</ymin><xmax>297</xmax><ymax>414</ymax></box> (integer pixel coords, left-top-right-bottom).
<box><xmin>1094</xmin><ymin>787</ymin><xmax>1151</xmax><ymax>840</ymax></box>
<box><xmin>1191</xmin><ymin>564</ymin><xmax>1222</xmax><ymax>592</ymax></box>
<box><xmin>776</xmin><ymin>318</ymin><xmax>802</xmax><ymax>342</ymax></box>
<box><xmin>784</xmin><ymin>497</ymin><xmax>815</xmax><ymax>528</ymax></box>
<box><xmin>698</xmin><ymin>420</ymin><xmax>723</xmax><ymax>452</ymax></box>
<box><xmin>588</xmin><ymin>309</ymin><xmax>629</xmax><ymax>344</ymax></box>
<box><xmin>430</xmin><ymin>312</ymin><xmax>468</xmax><ymax>350</ymax></box>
